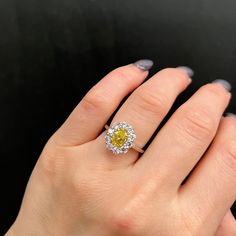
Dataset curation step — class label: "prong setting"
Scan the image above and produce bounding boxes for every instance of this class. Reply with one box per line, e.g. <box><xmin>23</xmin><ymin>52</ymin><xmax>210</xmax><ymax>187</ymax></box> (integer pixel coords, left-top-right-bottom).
<box><xmin>105</xmin><ymin>122</ymin><xmax>136</xmax><ymax>154</ymax></box>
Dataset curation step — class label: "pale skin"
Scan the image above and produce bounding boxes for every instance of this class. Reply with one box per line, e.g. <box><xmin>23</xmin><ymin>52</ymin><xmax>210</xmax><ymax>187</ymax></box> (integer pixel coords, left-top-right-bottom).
<box><xmin>6</xmin><ymin>62</ymin><xmax>236</xmax><ymax>235</ymax></box>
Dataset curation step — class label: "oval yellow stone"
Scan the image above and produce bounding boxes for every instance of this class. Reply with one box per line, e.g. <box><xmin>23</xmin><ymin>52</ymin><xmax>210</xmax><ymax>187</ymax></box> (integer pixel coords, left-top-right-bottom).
<box><xmin>111</xmin><ymin>128</ymin><xmax>128</xmax><ymax>148</ymax></box>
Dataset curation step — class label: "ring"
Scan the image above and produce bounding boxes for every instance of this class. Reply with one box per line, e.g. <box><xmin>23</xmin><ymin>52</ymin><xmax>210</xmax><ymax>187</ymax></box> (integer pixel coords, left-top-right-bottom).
<box><xmin>104</xmin><ymin>121</ymin><xmax>144</xmax><ymax>154</ymax></box>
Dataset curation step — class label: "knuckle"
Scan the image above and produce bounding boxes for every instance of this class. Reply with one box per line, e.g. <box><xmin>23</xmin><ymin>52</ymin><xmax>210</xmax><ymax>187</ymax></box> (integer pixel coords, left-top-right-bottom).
<box><xmin>111</xmin><ymin>212</ymin><xmax>136</xmax><ymax>234</ymax></box>
<box><xmin>110</xmin><ymin>210</ymin><xmax>147</xmax><ymax>236</ymax></box>
<box><xmin>215</xmin><ymin>220</ymin><xmax>231</xmax><ymax>236</ymax></box>
<box><xmin>132</xmin><ymin>89</ymin><xmax>170</xmax><ymax>118</ymax></box>
<box><xmin>81</xmin><ymin>91</ymin><xmax>108</xmax><ymax>113</ymax></box>
<box><xmin>112</xmin><ymin>67</ymin><xmax>133</xmax><ymax>82</ymax></box>
<box><xmin>179</xmin><ymin>108</ymin><xmax>216</xmax><ymax>141</ymax></box>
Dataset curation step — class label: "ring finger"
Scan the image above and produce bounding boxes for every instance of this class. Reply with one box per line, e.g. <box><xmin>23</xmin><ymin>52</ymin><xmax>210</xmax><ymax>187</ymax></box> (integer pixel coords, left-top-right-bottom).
<box><xmin>96</xmin><ymin>67</ymin><xmax>193</xmax><ymax>166</ymax></box>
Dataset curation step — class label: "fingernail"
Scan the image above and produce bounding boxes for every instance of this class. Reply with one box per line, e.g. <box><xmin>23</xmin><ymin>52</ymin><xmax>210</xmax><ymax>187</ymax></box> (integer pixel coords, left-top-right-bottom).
<box><xmin>212</xmin><ymin>79</ymin><xmax>232</xmax><ymax>91</ymax></box>
<box><xmin>225</xmin><ymin>112</ymin><xmax>236</xmax><ymax>118</ymax></box>
<box><xmin>176</xmin><ymin>66</ymin><xmax>194</xmax><ymax>77</ymax></box>
<box><xmin>133</xmin><ymin>59</ymin><xmax>154</xmax><ymax>71</ymax></box>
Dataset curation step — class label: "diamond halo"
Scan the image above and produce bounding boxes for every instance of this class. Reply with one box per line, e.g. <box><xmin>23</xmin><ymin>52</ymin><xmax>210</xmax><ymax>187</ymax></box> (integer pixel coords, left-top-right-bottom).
<box><xmin>105</xmin><ymin>122</ymin><xmax>136</xmax><ymax>154</ymax></box>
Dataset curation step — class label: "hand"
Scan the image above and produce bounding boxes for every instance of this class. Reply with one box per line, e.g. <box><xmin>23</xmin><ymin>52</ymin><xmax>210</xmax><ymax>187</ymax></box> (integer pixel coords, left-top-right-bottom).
<box><xmin>7</xmin><ymin>60</ymin><xmax>236</xmax><ymax>235</ymax></box>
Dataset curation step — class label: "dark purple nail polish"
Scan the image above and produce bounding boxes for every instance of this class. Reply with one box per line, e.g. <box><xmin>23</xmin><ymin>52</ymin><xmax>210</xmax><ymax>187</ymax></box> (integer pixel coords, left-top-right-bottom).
<box><xmin>133</xmin><ymin>59</ymin><xmax>154</xmax><ymax>71</ymax></box>
<box><xmin>225</xmin><ymin>112</ymin><xmax>236</xmax><ymax>118</ymax></box>
<box><xmin>177</xmin><ymin>66</ymin><xmax>194</xmax><ymax>77</ymax></box>
<box><xmin>212</xmin><ymin>79</ymin><xmax>232</xmax><ymax>91</ymax></box>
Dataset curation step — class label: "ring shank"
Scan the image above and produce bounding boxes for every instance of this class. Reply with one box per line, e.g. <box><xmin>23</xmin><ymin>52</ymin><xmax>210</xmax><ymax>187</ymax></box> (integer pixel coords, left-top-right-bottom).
<box><xmin>104</xmin><ymin>124</ymin><xmax>144</xmax><ymax>154</ymax></box>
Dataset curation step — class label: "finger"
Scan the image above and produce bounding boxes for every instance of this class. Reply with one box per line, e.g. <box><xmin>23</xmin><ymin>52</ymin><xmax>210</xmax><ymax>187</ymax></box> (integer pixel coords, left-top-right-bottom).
<box><xmin>95</xmin><ymin>67</ymin><xmax>192</xmax><ymax>165</ymax></box>
<box><xmin>52</xmin><ymin>59</ymin><xmax>153</xmax><ymax>146</ymax></box>
<box><xmin>135</xmin><ymin>80</ymin><xmax>231</xmax><ymax>191</ymax></box>
<box><xmin>179</xmin><ymin>115</ymin><xmax>236</xmax><ymax>234</ymax></box>
<box><xmin>111</xmin><ymin>67</ymin><xmax>192</xmax><ymax>148</ymax></box>
<box><xmin>215</xmin><ymin>210</ymin><xmax>236</xmax><ymax>236</ymax></box>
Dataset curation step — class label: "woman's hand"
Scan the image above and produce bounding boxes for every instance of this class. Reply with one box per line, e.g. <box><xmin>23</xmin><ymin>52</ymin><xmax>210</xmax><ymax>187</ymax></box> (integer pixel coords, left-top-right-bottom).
<box><xmin>7</xmin><ymin>60</ymin><xmax>236</xmax><ymax>235</ymax></box>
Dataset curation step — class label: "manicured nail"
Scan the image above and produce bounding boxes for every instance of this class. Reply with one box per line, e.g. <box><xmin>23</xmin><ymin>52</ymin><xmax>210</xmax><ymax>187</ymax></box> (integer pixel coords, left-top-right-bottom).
<box><xmin>133</xmin><ymin>59</ymin><xmax>154</xmax><ymax>71</ymax></box>
<box><xmin>177</xmin><ymin>66</ymin><xmax>194</xmax><ymax>77</ymax></box>
<box><xmin>225</xmin><ymin>112</ymin><xmax>236</xmax><ymax>118</ymax></box>
<box><xmin>212</xmin><ymin>79</ymin><xmax>232</xmax><ymax>91</ymax></box>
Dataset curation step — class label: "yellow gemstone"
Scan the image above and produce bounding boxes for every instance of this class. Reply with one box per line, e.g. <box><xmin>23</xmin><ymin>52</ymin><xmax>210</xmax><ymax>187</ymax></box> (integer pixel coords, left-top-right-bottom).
<box><xmin>111</xmin><ymin>128</ymin><xmax>128</xmax><ymax>148</ymax></box>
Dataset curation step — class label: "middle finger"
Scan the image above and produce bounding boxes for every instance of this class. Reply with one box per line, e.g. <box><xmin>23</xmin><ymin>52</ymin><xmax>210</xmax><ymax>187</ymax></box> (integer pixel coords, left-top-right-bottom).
<box><xmin>96</xmin><ymin>67</ymin><xmax>192</xmax><ymax>164</ymax></box>
<box><xmin>135</xmin><ymin>80</ymin><xmax>231</xmax><ymax>192</ymax></box>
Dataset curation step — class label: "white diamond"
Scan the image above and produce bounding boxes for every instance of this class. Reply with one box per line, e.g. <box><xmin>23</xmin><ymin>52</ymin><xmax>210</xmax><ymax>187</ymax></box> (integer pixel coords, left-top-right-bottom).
<box><xmin>105</xmin><ymin>121</ymin><xmax>137</xmax><ymax>154</ymax></box>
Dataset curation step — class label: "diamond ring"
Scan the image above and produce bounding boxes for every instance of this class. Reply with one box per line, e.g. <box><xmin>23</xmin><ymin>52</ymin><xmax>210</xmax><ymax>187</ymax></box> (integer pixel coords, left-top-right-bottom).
<box><xmin>104</xmin><ymin>122</ymin><xmax>144</xmax><ymax>154</ymax></box>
